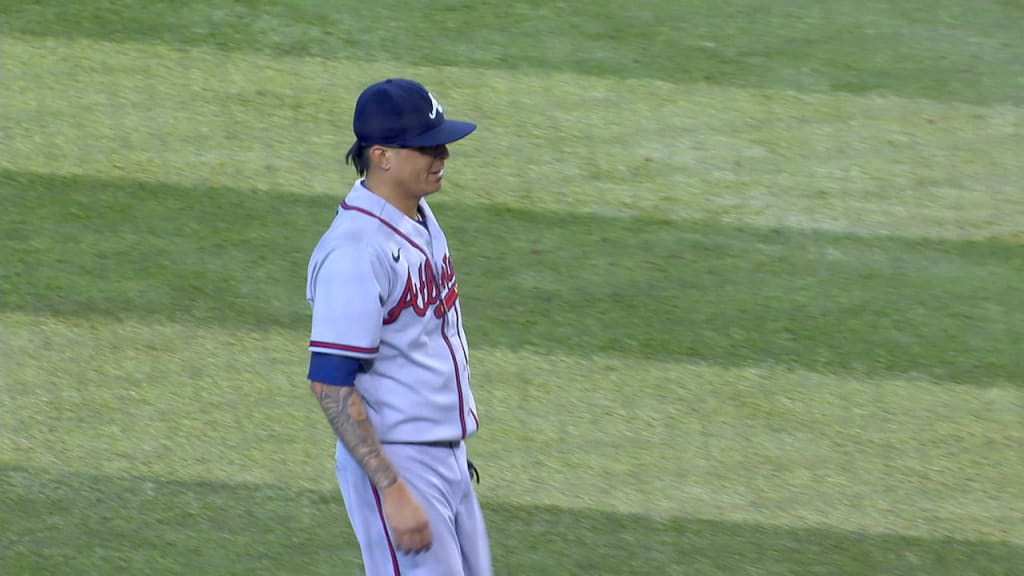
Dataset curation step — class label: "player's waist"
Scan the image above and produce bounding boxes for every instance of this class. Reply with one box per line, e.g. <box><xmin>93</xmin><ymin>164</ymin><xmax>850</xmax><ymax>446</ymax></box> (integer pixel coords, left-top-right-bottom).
<box><xmin>383</xmin><ymin>440</ymin><xmax>462</xmax><ymax>449</ymax></box>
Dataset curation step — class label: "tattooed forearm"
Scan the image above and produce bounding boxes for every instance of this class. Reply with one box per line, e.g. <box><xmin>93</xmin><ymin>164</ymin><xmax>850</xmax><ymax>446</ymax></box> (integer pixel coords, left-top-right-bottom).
<box><xmin>311</xmin><ymin>381</ymin><xmax>398</xmax><ymax>490</ymax></box>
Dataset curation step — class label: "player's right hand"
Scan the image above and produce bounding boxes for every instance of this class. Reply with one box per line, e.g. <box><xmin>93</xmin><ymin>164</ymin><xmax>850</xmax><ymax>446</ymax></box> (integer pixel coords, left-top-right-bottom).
<box><xmin>381</xmin><ymin>479</ymin><xmax>432</xmax><ymax>554</ymax></box>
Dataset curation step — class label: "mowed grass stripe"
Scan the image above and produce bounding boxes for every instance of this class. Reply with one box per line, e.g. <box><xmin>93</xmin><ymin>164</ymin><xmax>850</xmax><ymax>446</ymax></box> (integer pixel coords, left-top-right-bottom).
<box><xmin>3</xmin><ymin>464</ymin><xmax>1022</xmax><ymax>576</ymax></box>
<box><xmin>1</xmin><ymin>171</ymin><xmax>1021</xmax><ymax>385</ymax></box>
<box><xmin>1</xmin><ymin>314</ymin><xmax>1021</xmax><ymax>543</ymax></box>
<box><xmin>3</xmin><ymin>1</ymin><xmax>1023</xmax><ymax>574</ymax></box>
<box><xmin>2</xmin><ymin>35</ymin><xmax>1022</xmax><ymax>239</ymax></box>
<box><xmin>2</xmin><ymin>0</ymin><xmax>1023</xmax><ymax>105</ymax></box>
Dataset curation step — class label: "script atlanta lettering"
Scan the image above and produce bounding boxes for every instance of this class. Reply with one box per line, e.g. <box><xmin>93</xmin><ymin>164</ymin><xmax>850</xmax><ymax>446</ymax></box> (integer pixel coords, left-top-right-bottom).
<box><xmin>384</xmin><ymin>255</ymin><xmax>458</xmax><ymax>324</ymax></box>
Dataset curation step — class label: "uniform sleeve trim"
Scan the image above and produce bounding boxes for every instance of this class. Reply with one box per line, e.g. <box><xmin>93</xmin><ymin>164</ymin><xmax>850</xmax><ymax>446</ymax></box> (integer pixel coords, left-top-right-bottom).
<box><xmin>309</xmin><ymin>340</ymin><xmax>379</xmax><ymax>355</ymax></box>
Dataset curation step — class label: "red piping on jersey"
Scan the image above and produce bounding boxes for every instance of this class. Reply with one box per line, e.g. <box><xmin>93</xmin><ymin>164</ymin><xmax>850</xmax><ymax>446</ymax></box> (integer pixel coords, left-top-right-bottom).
<box><xmin>342</xmin><ymin>200</ymin><xmax>468</xmax><ymax>439</ymax></box>
<box><xmin>453</xmin><ymin>303</ymin><xmax>470</xmax><ymax>373</ymax></box>
<box><xmin>308</xmin><ymin>340</ymin><xmax>379</xmax><ymax>355</ymax></box>
<box><xmin>341</xmin><ymin>202</ymin><xmax>429</xmax><ymax>258</ymax></box>
<box><xmin>370</xmin><ymin>482</ymin><xmax>401</xmax><ymax>575</ymax></box>
<box><xmin>453</xmin><ymin>302</ymin><xmax>475</xmax><ymax>433</ymax></box>
<box><xmin>441</xmin><ymin>314</ymin><xmax>468</xmax><ymax>439</ymax></box>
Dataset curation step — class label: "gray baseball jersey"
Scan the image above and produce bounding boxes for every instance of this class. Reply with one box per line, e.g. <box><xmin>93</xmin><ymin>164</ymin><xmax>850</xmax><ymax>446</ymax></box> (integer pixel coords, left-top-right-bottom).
<box><xmin>306</xmin><ymin>180</ymin><xmax>479</xmax><ymax>443</ymax></box>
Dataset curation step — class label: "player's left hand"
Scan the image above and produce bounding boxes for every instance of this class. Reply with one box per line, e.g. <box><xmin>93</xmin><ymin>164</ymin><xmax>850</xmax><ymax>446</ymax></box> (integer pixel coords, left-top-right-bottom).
<box><xmin>381</xmin><ymin>479</ymin><xmax>432</xmax><ymax>553</ymax></box>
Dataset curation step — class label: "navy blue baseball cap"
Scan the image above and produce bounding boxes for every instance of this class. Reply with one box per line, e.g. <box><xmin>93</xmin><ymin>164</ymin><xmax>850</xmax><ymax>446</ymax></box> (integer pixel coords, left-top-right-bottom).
<box><xmin>353</xmin><ymin>79</ymin><xmax>476</xmax><ymax>148</ymax></box>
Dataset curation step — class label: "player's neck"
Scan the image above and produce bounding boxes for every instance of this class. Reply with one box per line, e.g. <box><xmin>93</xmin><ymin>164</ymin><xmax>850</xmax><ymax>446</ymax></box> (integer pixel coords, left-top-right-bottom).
<box><xmin>363</xmin><ymin>176</ymin><xmax>421</xmax><ymax>221</ymax></box>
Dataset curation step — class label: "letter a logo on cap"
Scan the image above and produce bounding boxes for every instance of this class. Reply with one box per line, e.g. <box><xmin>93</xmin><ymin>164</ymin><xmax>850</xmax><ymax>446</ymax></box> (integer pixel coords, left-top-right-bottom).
<box><xmin>428</xmin><ymin>92</ymin><xmax>443</xmax><ymax>119</ymax></box>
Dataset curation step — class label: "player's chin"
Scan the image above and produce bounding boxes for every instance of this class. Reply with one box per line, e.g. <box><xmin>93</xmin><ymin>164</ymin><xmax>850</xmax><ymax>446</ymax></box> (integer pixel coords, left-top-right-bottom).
<box><xmin>423</xmin><ymin>171</ymin><xmax>444</xmax><ymax>193</ymax></box>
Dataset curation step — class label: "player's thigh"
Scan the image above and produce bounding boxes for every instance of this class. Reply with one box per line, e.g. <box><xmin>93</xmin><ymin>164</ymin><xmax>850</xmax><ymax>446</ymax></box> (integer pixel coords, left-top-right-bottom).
<box><xmin>335</xmin><ymin>445</ymin><xmax>403</xmax><ymax>576</ymax></box>
<box><xmin>334</xmin><ymin>443</ymin><xmax>468</xmax><ymax>576</ymax></box>
<box><xmin>453</xmin><ymin>450</ymin><xmax>492</xmax><ymax>576</ymax></box>
<box><xmin>386</xmin><ymin>444</ymin><xmax>465</xmax><ymax>576</ymax></box>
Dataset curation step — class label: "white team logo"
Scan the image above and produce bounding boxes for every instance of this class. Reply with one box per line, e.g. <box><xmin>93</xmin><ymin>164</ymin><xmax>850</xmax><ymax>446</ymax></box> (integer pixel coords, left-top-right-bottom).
<box><xmin>428</xmin><ymin>92</ymin><xmax>443</xmax><ymax>119</ymax></box>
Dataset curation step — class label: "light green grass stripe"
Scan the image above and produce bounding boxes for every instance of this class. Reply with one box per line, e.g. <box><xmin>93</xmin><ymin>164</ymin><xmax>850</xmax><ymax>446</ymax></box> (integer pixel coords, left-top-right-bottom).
<box><xmin>2</xmin><ymin>314</ymin><xmax>1020</xmax><ymax>543</ymax></box>
<box><xmin>474</xmin><ymin>349</ymin><xmax>1023</xmax><ymax>544</ymax></box>
<box><xmin>2</xmin><ymin>35</ymin><xmax>1022</xmax><ymax>240</ymax></box>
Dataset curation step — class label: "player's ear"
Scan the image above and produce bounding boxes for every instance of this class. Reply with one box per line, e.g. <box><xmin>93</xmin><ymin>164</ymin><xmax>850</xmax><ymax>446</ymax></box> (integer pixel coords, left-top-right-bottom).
<box><xmin>369</xmin><ymin>145</ymin><xmax>393</xmax><ymax>172</ymax></box>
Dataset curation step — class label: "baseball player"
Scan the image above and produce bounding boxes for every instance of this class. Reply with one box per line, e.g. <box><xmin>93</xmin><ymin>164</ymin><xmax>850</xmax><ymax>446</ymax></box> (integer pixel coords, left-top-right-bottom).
<box><xmin>306</xmin><ymin>78</ymin><xmax>491</xmax><ymax>576</ymax></box>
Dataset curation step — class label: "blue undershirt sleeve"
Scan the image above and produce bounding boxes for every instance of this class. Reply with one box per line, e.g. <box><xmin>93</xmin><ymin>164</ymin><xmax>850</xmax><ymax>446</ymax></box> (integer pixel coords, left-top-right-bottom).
<box><xmin>308</xmin><ymin>352</ymin><xmax>362</xmax><ymax>387</ymax></box>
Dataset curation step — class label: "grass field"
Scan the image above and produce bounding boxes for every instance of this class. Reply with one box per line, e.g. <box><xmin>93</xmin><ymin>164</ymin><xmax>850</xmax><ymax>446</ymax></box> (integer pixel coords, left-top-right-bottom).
<box><xmin>1</xmin><ymin>1</ymin><xmax>1023</xmax><ymax>574</ymax></box>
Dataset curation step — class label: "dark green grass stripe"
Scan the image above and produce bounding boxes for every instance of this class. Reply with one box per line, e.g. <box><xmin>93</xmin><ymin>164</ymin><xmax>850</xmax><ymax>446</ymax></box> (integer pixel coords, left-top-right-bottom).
<box><xmin>1</xmin><ymin>170</ymin><xmax>1021</xmax><ymax>386</ymax></box>
<box><xmin>2</xmin><ymin>465</ymin><xmax>1022</xmax><ymax>576</ymax></box>
<box><xmin>1</xmin><ymin>0</ymin><xmax>1023</xmax><ymax>105</ymax></box>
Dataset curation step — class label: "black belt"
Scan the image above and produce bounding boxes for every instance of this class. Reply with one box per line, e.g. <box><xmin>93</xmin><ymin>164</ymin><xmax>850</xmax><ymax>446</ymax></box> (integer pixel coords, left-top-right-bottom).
<box><xmin>419</xmin><ymin>440</ymin><xmax>461</xmax><ymax>448</ymax></box>
<box><xmin>384</xmin><ymin>440</ymin><xmax>460</xmax><ymax>448</ymax></box>
<box><xmin>383</xmin><ymin>441</ymin><xmax>480</xmax><ymax>483</ymax></box>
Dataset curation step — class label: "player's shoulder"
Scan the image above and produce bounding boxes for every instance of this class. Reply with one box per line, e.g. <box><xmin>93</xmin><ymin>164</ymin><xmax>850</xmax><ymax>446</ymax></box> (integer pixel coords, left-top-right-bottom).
<box><xmin>313</xmin><ymin>213</ymin><xmax>383</xmax><ymax>259</ymax></box>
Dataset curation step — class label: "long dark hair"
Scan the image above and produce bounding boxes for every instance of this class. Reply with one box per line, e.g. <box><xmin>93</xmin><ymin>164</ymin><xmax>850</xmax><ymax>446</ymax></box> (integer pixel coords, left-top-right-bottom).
<box><xmin>345</xmin><ymin>141</ymin><xmax>371</xmax><ymax>176</ymax></box>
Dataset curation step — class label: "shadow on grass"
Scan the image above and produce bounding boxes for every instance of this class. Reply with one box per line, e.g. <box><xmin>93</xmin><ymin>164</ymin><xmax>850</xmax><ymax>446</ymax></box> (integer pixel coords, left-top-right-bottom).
<box><xmin>1</xmin><ymin>464</ymin><xmax>1020</xmax><ymax>576</ymax></box>
<box><xmin>1</xmin><ymin>170</ymin><xmax>1021</xmax><ymax>386</ymax></box>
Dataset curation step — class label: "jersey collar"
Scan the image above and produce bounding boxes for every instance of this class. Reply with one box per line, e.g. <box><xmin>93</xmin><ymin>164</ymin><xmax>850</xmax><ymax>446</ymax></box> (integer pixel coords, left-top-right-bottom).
<box><xmin>344</xmin><ymin>180</ymin><xmax>433</xmax><ymax>242</ymax></box>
